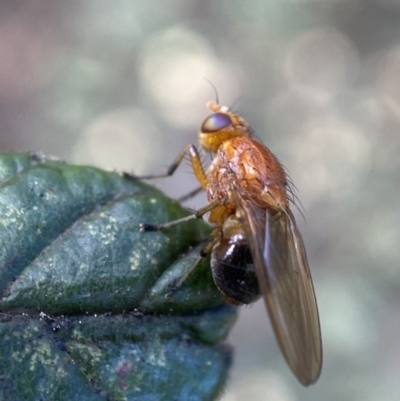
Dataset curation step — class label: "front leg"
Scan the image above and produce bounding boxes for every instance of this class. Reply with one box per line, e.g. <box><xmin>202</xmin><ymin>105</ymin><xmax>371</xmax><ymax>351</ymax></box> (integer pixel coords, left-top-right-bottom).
<box><xmin>125</xmin><ymin>144</ymin><xmax>208</xmax><ymax>190</ymax></box>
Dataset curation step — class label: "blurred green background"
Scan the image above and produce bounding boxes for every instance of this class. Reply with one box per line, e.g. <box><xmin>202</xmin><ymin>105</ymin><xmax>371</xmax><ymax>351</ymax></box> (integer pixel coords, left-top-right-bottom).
<box><xmin>1</xmin><ymin>1</ymin><xmax>400</xmax><ymax>400</ymax></box>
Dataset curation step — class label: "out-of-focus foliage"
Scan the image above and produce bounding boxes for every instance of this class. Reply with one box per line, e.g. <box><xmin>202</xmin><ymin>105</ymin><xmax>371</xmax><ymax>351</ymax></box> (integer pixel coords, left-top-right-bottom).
<box><xmin>0</xmin><ymin>153</ymin><xmax>237</xmax><ymax>401</ymax></box>
<box><xmin>1</xmin><ymin>1</ymin><xmax>400</xmax><ymax>400</ymax></box>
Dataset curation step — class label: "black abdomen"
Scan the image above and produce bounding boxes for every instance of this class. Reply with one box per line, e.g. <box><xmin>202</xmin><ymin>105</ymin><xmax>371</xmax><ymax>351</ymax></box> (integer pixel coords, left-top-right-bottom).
<box><xmin>211</xmin><ymin>236</ymin><xmax>260</xmax><ymax>305</ymax></box>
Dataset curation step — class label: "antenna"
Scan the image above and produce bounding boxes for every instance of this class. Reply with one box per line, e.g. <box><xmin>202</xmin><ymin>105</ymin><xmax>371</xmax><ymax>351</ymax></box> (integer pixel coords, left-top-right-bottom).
<box><xmin>203</xmin><ymin>77</ymin><xmax>219</xmax><ymax>105</ymax></box>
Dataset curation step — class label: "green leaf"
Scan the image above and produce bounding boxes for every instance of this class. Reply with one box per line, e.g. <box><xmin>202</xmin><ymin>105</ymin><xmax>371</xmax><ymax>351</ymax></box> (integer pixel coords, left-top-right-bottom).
<box><xmin>0</xmin><ymin>153</ymin><xmax>237</xmax><ymax>401</ymax></box>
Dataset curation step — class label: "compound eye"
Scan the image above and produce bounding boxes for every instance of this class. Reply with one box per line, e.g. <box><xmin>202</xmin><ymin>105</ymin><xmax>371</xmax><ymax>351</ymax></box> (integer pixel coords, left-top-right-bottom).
<box><xmin>201</xmin><ymin>113</ymin><xmax>232</xmax><ymax>133</ymax></box>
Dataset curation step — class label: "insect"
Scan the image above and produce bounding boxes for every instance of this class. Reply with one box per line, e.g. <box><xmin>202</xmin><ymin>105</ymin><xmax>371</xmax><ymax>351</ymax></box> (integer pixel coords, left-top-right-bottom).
<box><xmin>139</xmin><ymin>101</ymin><xmax>323</xmax><ymax>386</ymax></box>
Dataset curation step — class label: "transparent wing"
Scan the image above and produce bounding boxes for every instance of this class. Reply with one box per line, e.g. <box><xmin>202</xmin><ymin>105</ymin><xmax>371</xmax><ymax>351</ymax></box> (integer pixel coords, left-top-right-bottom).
<box><xmin>236</xmin><ymin>193</ymin><xmax>322</xmax><ymax>386</ymax></box>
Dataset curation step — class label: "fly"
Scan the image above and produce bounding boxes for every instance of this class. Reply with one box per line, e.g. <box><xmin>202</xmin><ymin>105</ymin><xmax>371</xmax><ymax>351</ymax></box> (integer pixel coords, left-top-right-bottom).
<box><xmin>137</xmin><ymin>101</ymin><xmax>323</xmax><ymax>386</ymax></box>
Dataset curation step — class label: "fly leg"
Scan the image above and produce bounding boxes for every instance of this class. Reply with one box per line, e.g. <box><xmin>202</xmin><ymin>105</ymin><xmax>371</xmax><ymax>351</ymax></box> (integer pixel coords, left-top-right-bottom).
<box><xmin>125</xmin><ymin>144</ymin><xmax>208</xmax><ymax>189</ymax></box>
<box><xmin>134</xmin><ymin>145</ymin><xmax>219</xmax><ymax>299</ymax></box>
<box><xmin>165</xmin><ymin>238</ymin><xmax>217</xmax><ymax>300</ymax></box>
<box><xmin>140</xmin><ymin>199</ymin><xmax>224</xmax><ymax>300</ymax></box>
<box><xmin>177</xmin><ymin>186</ymin><xmax>203</xmax><ymax>202</ymax></box>
<box><xmin>140</xmin><ymin>199</ymin><xmax>224</xmax><ymax>231</ymax></box>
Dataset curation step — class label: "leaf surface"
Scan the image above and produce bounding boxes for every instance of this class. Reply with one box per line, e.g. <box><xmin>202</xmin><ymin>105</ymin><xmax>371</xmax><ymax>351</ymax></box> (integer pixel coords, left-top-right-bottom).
<box><xmin>0</xmin><ymin>154</ymin><xmax>237</xmax><ymax>401</ymax></box>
